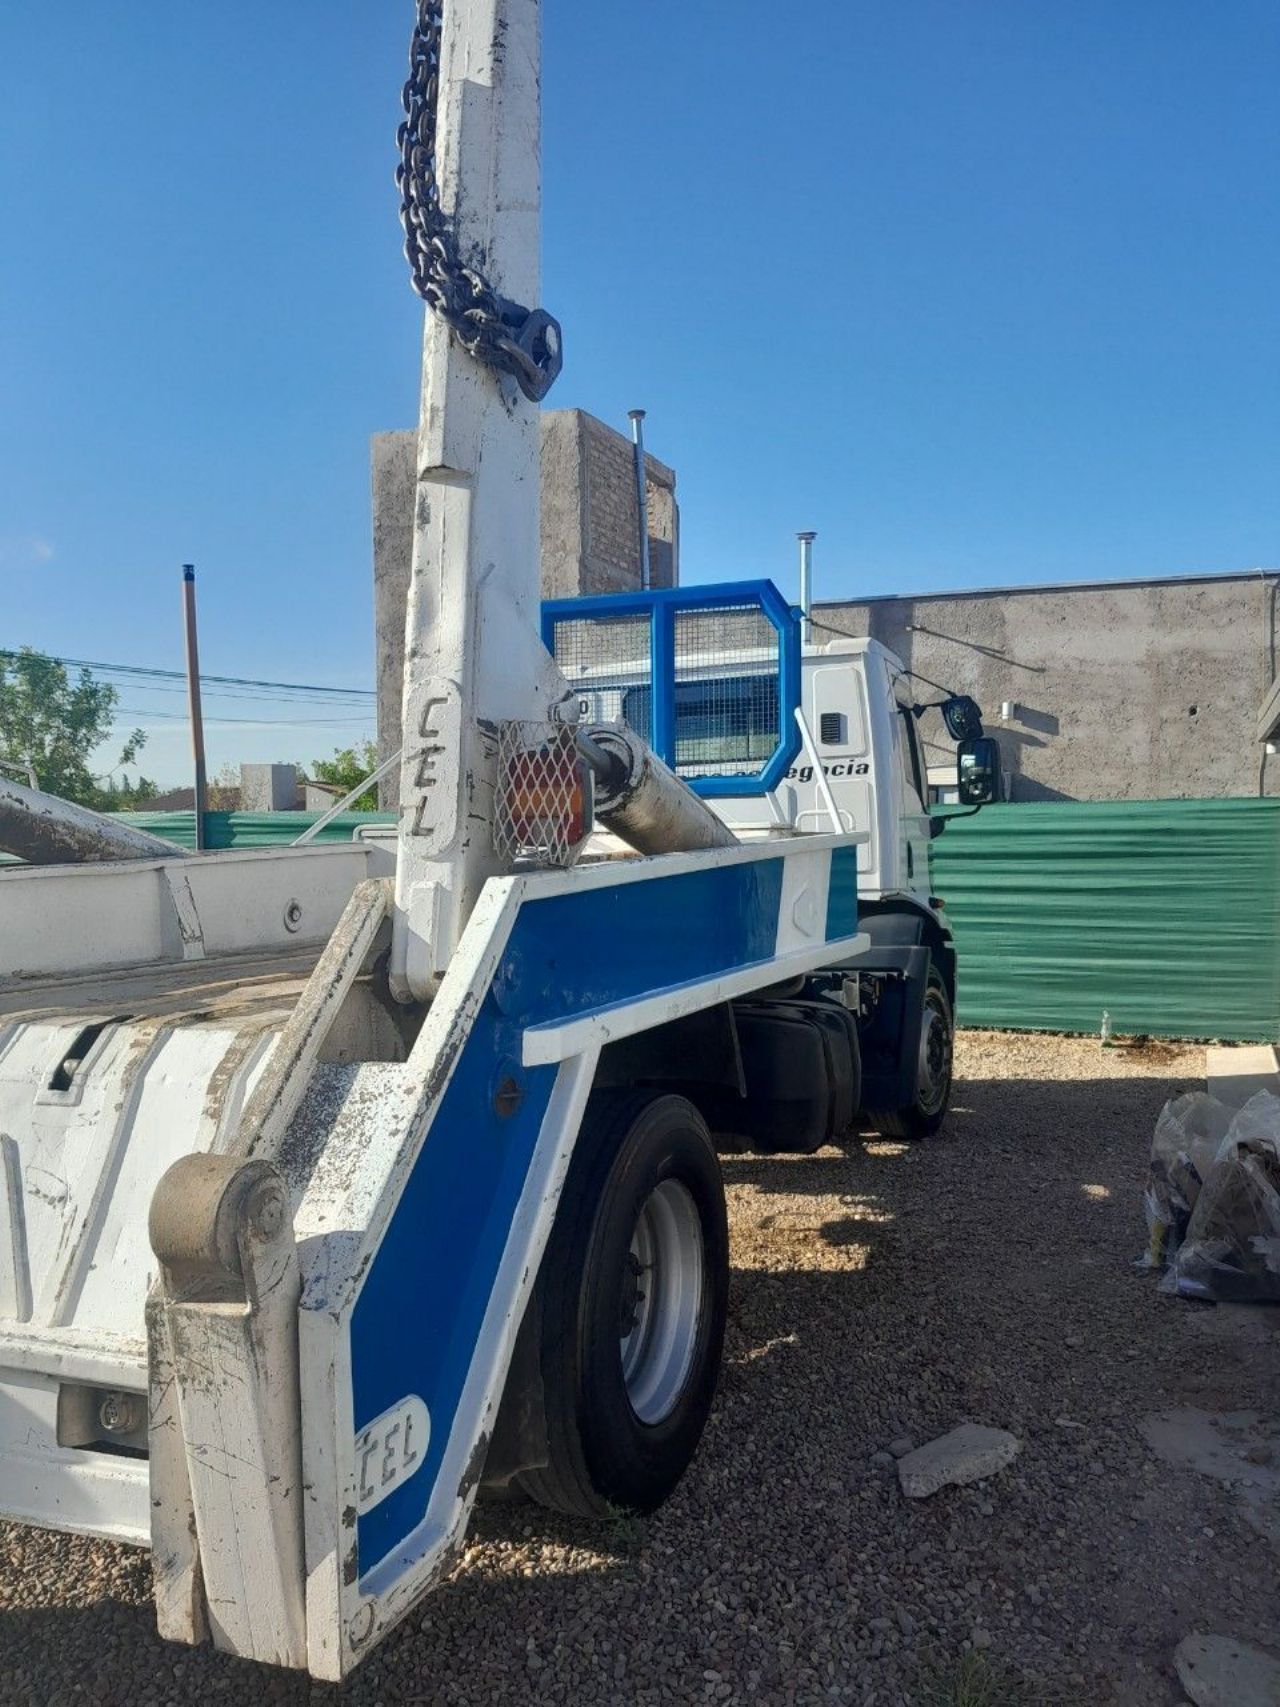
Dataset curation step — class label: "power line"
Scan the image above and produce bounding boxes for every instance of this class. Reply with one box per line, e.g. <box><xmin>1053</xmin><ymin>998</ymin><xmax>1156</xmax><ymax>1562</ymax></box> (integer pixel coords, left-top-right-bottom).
<box><xmin>117</xmin><ymin>676</ymin><xmax>375</xmax><ymax>706</ymax></box>
<box><xmin>0</xmin><ymin>647</ymin><xmax>375</xmax><ymax>702</ymax></box>
<box><xmin>119</xmin><ymin>709</ymin><xmax>374</xmax><ymax>727</ymax></box>
<box><xmin>76</xmin><ymin>677</ymin><xmax>368</xmax><ymax>707</ymax></box>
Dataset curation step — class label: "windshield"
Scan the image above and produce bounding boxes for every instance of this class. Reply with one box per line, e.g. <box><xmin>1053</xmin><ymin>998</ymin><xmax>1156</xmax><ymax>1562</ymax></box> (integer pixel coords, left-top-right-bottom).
<box><xmin>622</xmin><ymin>673</ymin><xmax>780</xmax><ymax>773</ymax></box>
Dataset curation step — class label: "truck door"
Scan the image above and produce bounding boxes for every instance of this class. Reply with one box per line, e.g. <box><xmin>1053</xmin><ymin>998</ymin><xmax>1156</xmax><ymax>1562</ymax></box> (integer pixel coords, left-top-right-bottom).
<box><xmin>805</xmin><ymin>660</ymin><xmax>875</xmax><ymax>870</ymax></box>
<box><xmin>891</xmin><ymin>676</ymin><xmax>932</xmax><ymax>897</ymax></box>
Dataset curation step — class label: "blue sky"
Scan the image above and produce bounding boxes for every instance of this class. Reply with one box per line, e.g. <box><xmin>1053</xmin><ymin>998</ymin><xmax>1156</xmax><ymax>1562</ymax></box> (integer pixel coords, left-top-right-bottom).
<box><xmin>2</xmin><ymin>1</ymin><xmax>1277</xmax><ymax>784</ymax></box>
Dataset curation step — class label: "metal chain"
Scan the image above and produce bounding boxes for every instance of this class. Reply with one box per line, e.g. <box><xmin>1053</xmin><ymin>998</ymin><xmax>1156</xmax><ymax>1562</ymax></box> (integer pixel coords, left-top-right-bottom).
<box><xmin>397</xmin><ymin>0</ymin><xmax>562</xmax><ymax>402</ymax></box>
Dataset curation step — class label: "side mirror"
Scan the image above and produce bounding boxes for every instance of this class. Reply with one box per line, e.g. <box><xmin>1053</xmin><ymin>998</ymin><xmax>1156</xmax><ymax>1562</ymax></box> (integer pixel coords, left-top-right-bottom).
<box><xmin>941</xmin><ymin>694</ymin><xmax>984</xmax><ymax>741</ymax></box>
<box><xmin>957</xmin><ymin>736</ymin><xmax>1001</xmax><ymax>806</ymax></box>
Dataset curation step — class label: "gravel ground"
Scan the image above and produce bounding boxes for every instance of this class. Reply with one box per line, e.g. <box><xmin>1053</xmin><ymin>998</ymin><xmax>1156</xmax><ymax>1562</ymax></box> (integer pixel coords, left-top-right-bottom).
<box><xmin>3</xmin><ymin>1029</ymin><xmax>1278</xmax><ymax>1706</ymax></box>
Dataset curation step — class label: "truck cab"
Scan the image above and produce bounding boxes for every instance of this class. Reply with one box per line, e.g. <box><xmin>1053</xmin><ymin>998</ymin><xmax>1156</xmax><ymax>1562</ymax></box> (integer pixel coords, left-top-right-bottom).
<box><xmin>708</xmin><ymin>634</ymin><xmax>994</xmax><ymax>1139</ymax></box>
<box><xmin>567</xmin><ymin>623</ymin><xmax>995</xmax><ymax>1141</ymax></box>
<box><xmin>715</xmin><ymin>637</ymin><xmax>936</xmax><ymax>903</ymax></box>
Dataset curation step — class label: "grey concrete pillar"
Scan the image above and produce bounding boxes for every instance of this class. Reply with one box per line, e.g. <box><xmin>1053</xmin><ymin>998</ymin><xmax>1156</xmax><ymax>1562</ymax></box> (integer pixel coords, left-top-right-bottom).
<box><xmin>240</xmin><ymin>764</ymin><xmax>299</xmax><ymax>812</ymax></box>
<box><xmin>371</xmin><ymin>431</ymin><xmax>417</xmax><ymax>809</ymax></box>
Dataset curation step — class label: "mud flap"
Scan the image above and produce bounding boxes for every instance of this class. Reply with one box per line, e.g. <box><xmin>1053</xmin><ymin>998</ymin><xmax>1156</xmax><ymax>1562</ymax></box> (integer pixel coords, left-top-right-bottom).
<box><xmin>858</xmin><ymin>945</ymin><xmax>929</xmax><ymax>1112</ymax></box>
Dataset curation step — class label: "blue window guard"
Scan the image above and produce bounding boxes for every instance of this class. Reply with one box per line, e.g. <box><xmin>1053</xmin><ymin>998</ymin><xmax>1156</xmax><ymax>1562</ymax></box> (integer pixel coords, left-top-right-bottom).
<box><xmin>541</xmin><ymin>580</ymin><xmax>802</xmax><ymax>798</ymax></box>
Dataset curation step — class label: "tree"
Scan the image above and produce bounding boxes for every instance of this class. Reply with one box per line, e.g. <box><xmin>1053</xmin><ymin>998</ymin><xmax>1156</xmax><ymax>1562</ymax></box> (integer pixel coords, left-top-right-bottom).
<box><xmin>0</xmin><ymin>648</ymin><xmax>147</xmax><ymax>806</ymax></box>
<box><xmin>310</xmin><ymin>739</ymin><xmax>382</xmax><ymax>811</ymax></box>
<box><xmin>207</xmin><ymin>762</ymin><xmax>242</xmax><ymax>811</ymax></box>
<box><xmin>97</xmin><ymin>771</ymin><xmax>165</xmax><ymax>810</ymax></box>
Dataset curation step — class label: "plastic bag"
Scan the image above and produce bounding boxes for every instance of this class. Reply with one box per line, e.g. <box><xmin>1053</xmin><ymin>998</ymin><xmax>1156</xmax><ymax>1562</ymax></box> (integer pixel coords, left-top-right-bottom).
<box><xmin>1140</xmin><ymin>1093</ymin><xmax>1235</xmax><ymax>1271</ymax></box>
<box><xmin>1169</xmin><ymin>1092</ymin><xmax>1280</xmax><ymax>1303</ymax></box>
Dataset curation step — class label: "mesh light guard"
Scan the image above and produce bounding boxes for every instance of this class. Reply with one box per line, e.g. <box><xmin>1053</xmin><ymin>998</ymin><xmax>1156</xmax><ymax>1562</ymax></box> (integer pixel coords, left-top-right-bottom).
<box><xmin>542</xmin><ymin>582</ymin><xmax>802</xmax><ymax>799</ymax></box>
<box><xmin>494</xmin><ymin>720</ymin><xmax>591</xmax><ymax>867</ymax></box>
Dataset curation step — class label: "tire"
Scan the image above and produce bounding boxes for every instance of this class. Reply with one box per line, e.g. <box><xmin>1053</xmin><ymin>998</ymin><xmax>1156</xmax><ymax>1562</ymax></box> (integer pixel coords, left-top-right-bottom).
<box><xmin>518</xmin><ymin>1090</ymin><xmax>729</xmax><ymax>1519</ymax></box>
<box><xmin>866</xmin><ymin>967</ymin><xmax>954</xmax><ymax>1139</ymax></box>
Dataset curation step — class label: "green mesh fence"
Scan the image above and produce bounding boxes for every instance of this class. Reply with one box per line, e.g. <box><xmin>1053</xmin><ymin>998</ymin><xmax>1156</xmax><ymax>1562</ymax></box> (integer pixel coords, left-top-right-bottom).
<box><xmin>930</xmin><ymin>798</ymin><xmax>1280</xmax><ymax>1041</ymax></box>
<box><xmin>114</xmin><ymin>810</ymin><xmax>396</xmax><ymax>851</ymax></box>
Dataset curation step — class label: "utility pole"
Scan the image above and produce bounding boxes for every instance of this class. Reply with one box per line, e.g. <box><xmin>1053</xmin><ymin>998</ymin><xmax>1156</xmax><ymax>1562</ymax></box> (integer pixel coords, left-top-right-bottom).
<box><xmin>181</xmin><ymin>564</ymin><xmax>208</xmax><ymax>851</ymax></box>
<box><xmin>628</xmin><ymin>409</ymin><xmax>651</xmax><ymax>590</ymax></box>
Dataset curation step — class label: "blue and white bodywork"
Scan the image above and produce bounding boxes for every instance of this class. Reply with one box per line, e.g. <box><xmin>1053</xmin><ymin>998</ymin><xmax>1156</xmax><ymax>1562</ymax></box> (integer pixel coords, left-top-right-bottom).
<box><xmin>280</xmin><ymin>836</ymin><xmax>863</xmax><ymax>1674</ymax></box>
<box><xmin>0</xmin><ymin>827</ymin><xmax>865</xmax><ymax>1677</ymax></box>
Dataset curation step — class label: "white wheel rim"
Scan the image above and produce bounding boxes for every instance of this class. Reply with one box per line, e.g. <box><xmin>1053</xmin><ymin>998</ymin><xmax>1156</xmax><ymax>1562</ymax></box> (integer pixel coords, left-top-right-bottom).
<box><xmin>619</xmin><ymin>1179</ymin><xmax>704</xmax><ymax>1425</ymax></box>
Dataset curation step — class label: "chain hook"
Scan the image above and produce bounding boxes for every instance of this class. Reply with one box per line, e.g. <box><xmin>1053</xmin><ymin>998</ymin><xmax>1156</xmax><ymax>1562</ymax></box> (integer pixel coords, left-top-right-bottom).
<box><xmin>398</xmin><ymin>0</ymin><xmax>563</xmax><ymax>402</ymax></box>
<box><xmin>493</xmin><ymin>305</ymin><xmax>564</xmax><ymax>404</ymax></box>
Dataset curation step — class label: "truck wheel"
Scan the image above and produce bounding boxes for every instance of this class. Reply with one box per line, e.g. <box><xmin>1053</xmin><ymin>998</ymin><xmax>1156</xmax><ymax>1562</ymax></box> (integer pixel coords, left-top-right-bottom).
<box><xmin>519</xmin><ymin>1090</ymin><xmax>729</xmax><ymax>1519</ymax></box>
<box><xmin>866</xmin><ymin>969</ymin><xmax>954</xmax><ymax>1139</ymax></box>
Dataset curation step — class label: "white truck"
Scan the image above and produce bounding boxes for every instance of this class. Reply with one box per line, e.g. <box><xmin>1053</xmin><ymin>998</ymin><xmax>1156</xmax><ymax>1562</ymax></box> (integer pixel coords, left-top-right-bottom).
<box><xmin>0</xmin><ymin>0</ymin><xmax>997</xmax><ymax>1680</ymax></box>
<box><xmin>549</xmin><ymin>615</ymin><xmax>999</xmax><ymax>1139</ymax></box>
<box><xmin>722</xmin><ymin>634</ymin><xmax>999</xmax><ymax>1139</ymax></box>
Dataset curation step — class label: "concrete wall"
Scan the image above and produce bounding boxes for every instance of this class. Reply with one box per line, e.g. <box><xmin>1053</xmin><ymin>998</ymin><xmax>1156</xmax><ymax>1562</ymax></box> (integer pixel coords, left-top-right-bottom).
<box><xmin>372</xmin><ymin>411</ymin><xmax>678</xmax><ymax>807</ymax></box>
<box><xmin>540</xmin><ymin>410</ymin><xmax>677</xmax><ymax>597</ymax></box>
<box><xmin>239</xmin><ymin>763</ymin><xmax>298</xmax><ymax>812</ymax></box>
<box><xmin>817</xmin><ymin>572</ymin><xmax>1280</xmax><ymax>801</ymax></box>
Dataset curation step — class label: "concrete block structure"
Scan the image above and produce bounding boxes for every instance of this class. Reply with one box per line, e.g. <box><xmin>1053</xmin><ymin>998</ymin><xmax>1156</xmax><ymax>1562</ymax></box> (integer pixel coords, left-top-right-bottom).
<box><xmin>303</xmin><ymin>782</ymin><xmax>342</xmax><ymax>813</ymax></box>
<box><xmin>817</xmin><ymin>570</ymin><xmax>1280</xmax><ymax>802</ymax></box>
<box><xmin>239</xmin><ymin>763</ymin><xmax>299</xmax><ymax>812</ymax></box>
<box><xmin>372</xmin><ymin>410</ymin><xmax>678</xmax><ymax>806</ymax></box>
<box><xmin>539</xmin><ymin>409</ymin><xmax>677</xmax><ymax>597</ymax></box>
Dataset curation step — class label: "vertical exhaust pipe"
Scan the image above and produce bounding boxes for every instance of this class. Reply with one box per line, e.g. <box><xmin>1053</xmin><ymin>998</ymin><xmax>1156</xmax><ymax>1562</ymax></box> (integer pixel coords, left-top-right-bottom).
<box><xmin>797</xmin><ymin>531</ymin><xmax>816</xmax><ymax>645</ymax></box>
<box><xmin>628</xmin><ymin>409</ymin><xmax>651</xmax><ymax>591</ymax></box>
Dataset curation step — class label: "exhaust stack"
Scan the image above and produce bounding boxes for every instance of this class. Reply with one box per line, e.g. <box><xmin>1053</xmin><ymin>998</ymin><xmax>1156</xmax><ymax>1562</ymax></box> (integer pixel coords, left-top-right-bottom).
<box><xmin>797</xmin><ymin>531</ymin><xmax>816</xmax><ymax>645</ymax></box>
